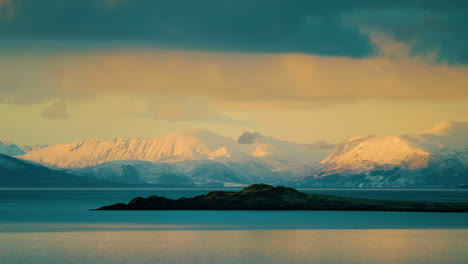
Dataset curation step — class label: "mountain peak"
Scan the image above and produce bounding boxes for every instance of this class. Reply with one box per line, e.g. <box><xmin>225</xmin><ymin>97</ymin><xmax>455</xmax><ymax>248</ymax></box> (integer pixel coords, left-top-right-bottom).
<box><xmin>407</xmin><ymin>121</ymin><xmax>468</xmax><ymax>149</ymax></box>
<box><xmin>18</xmin><ymin>129</ymin><xmax>235</xmax><ymax>168</ymax></box>
<box><xmin>420</xmin><ymin>121</ymin><xmax>468</xmax><ymax>136</ymax></box>
<box><xmin>237</xmin><ymin>131</ymin><xmax>263</xmax><ymax>144</ymax></box>
<box><xmin>316</xmin><ymin>121</ymin><xmax>468</xmax><ymax>180</ymax></box>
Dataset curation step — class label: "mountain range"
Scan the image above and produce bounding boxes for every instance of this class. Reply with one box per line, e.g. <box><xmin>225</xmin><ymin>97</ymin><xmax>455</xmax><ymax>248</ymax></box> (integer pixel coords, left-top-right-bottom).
<box><xmin>7</xmin><ymin>130</ymin><xmax>334</xmax><ymax>187</ymax></box>
<box><xmin>1</xmin><ymin>122</ymin><xmax>466</xmax><ymax>187</ymax></box>
<box><xmin>294</xmin><ymin>122</ymin><xmax>468</xmax><ymax>187</ymax></box>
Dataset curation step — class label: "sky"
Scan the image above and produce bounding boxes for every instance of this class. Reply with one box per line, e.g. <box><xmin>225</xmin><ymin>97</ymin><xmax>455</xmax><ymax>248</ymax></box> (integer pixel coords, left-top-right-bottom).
<box><xmin>0</xmin><ymin>0</ymin><xmax>467</xmax><ymax>145</ymax></box>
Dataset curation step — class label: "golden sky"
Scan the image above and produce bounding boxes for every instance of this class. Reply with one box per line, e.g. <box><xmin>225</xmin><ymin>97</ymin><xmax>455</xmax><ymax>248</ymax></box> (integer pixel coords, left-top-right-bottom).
<box><xmin>1</xmin><ymin>2</ymin><xmax>467</xmax><ymax>145</ymax></box>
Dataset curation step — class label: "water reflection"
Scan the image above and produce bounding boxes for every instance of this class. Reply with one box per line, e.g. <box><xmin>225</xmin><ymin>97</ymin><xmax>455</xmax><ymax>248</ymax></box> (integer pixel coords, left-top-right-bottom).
<box><xmin>1</xmin><ymin>229</ymin><xmax>467</xmax><ymax>264</ymax></box>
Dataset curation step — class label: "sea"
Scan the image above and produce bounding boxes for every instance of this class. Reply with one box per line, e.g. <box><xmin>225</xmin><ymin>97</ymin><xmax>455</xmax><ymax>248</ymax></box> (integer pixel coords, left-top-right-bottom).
<box><xmin>1</xmin><ymin>188</ymin><xmax>468</xmax><ymax>264</ymax></box>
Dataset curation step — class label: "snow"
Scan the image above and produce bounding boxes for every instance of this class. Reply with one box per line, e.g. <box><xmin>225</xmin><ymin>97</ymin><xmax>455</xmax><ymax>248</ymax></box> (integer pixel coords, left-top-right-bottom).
<box><xmin>10</xmin><ymin>122</ymin><xmax>466</xmax><ymax>187</ymax></box>
<box><xmin>405</xmin><ymin>121</ymin><xmax>468</xmax><ymax>151</ymax></box>
<box><xmin>18</xmin><ymin>129</ymin><xmax>230</xmax><ymax>168</ymax></box>
<box><xmin>317</xmin><ymin>122</ymin><xmax>468</xmax><ymax>176</ymax></box>
<box><xmin>18</xmin><ymin>129</ymin><xmax>334</xmax><ymax>173</ymax></box>
<box><xmin>323</xmin><ymin>136</ymin><xmax>430</xmax><ymax>167</ymax></box>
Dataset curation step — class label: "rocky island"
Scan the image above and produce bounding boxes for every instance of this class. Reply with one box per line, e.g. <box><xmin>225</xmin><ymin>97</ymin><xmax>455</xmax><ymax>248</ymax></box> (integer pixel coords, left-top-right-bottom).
<box><xmin>95</xmin><ymin>184</ymin><xmax>468</xmax><ymax>212</ymax></box>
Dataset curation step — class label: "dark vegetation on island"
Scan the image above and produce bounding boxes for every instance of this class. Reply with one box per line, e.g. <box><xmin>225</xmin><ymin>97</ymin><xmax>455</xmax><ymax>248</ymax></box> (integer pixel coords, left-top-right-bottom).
<box><xmin>95</xmin><ymin>184</ymin><xmax>468</xmax><ymax>212</ymax></box>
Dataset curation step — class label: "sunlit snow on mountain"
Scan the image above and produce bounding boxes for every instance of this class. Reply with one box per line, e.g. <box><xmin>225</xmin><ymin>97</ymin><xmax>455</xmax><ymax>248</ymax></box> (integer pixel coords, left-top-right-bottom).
<box><xmin>1</xmin><ymin>122</ymin><xmax>466</xmax><ymax>187</ymax></box>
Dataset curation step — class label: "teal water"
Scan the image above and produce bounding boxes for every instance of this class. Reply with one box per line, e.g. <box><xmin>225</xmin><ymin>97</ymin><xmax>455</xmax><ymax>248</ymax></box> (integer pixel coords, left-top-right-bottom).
<box><xmin>1</xmin><ymin>189</ymin><xmax>468</xmax><ymax>263</ymax></box>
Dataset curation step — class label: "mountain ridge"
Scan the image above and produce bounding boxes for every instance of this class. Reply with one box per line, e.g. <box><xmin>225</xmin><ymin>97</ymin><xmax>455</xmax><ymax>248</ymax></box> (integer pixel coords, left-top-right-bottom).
<box><xmin>15</xmin><ymin>129</ymin><xmax>334</xmax><ymax>187</ymax></box>
<box><xmin>18</xmin><ymin>129</ymin><xmax>333</xmax><ymax>169</ymax></box>
<box><xmin>3</xmin><ymin>122</ymin><xmax>466</xmax><ymax>187</ymax></box>
<box><xmin>293</xmin><ymin>121</ymin><xmax>468</xmax><ymax>187</ymax></box>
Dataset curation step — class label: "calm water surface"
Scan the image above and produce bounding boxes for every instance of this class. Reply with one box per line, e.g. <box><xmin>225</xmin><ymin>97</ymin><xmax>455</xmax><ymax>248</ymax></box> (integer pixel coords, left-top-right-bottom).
<box><xmin>1</xmin><ymin>188</ymin><xmax>468</xmax><ymax>264</ymax></box>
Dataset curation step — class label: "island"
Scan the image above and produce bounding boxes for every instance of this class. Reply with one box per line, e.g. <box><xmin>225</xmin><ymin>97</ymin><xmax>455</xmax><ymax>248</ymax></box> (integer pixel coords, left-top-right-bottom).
<box><xmin>94</xmin><ymin>184</ymin><xmax>468</xmax><ymax>212</ymax></box>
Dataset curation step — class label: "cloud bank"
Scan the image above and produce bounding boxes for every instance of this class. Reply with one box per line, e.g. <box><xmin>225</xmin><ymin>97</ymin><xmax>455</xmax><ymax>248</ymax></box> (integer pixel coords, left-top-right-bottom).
<box><xmin>1</xmin><ymin>46</ymin><xmax>467</xmax><ymax>111</ymax></box>
<box><xmin>1</xmin><ymin>1</ymin><xmax>467</xmax><ymax>63</ymax></box>
<box><xmin>0</xmin><ymin>1</ymin><xmax>466</xmax><ymax>126</ymax></box>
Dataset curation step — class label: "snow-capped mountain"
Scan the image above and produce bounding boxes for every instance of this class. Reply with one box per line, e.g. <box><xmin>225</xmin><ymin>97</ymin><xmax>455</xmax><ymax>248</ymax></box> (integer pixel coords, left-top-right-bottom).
<box><xmin>17</xmin><ymin>129</ymin><xmax>335</xmax><ymax>186</ymax></box>
<box><xmin>0</xmin><ymin>141</ymin><xmax>26</xmax><ymax>156</ymax></box>
<box><xmin>19</xmin><ymin>129</ymin><xmax>239</xmax><ymax>168</ymax></box>
<box><xmin>4</xmin><ymin>123</ymin><xmax>466</xmax><ymax>187</ymax></box>
<box><xmin>293</xmin><ymin>122</ymin><xmax>468</xmax><ymax>187</ymax></box>
<box><xmin>19</xmin><ymin>129</ymin><xmax>332</xmax><ymax>169</ymax></box>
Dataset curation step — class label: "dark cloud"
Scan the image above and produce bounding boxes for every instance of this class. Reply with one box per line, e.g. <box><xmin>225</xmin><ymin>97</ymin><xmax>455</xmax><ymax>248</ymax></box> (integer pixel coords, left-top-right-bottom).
<box><xmin>343</xmin><ymin>2</ymin><xmax>468</xmax><ymax>64</ymax></box>
<box><xmin>0</xmin><ymin>1</ymin><xmax>467</xmax><ymax>63</ymax></box>
<box><xmin>0</xmin><ymin>0</ymin><xmax>377</xmax><ymax>58</ymax></box>
<box><xmin>409</xmin><ymin>12</ymin><xmax>468</xmax><ymax>64</ymax></box>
